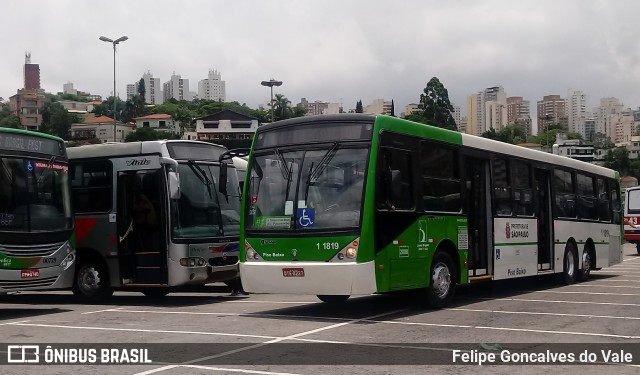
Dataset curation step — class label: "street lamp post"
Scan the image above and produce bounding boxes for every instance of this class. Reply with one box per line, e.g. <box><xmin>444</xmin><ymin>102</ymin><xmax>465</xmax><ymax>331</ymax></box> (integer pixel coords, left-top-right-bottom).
<box><xmin>99</xmin><ymin>35</ymin><xmax>128</xmax><ymax>142</ymax></box>
<box><xmin>261</xmin><ymin>79</ymin><xmax>283</xmax><ymax>123</ymax></box>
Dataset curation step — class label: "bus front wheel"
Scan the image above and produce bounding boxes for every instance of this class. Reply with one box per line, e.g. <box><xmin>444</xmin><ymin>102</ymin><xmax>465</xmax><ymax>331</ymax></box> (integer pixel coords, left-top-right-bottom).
<box><xmin>317</xmin><ymin>295</ymin><xmax>349</xmax><ymax>304</ymax></box>
<box><xmin>425</xmin><ymin>251</ymin><xmax>456</xmax><ymax>309</ymax></box>
<box><xmin>561</xmin><ymin>243</ymin><xmax>578</xmax><ymax>285</ymax></box>
<box><xmin>73</xmin><ymin>259</ymin><xmax>113</xmax><ymax>302</ymax></box>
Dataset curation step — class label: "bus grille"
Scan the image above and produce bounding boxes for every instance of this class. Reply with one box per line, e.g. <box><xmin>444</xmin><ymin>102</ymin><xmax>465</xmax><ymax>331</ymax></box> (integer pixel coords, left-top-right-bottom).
<box><xmin>0</xmin><ymin>276</ymin><xmax>58</xmax><ymax>290</ymax></box>
<box><xmin>0</xmin><ymin>242</ymin><xmax>64</xmax><ymax>257</ymax></box>
<box><xmin>209</xmin><ymin>256</ymin><xmax>238</xmax><ymax>267</ymax></box>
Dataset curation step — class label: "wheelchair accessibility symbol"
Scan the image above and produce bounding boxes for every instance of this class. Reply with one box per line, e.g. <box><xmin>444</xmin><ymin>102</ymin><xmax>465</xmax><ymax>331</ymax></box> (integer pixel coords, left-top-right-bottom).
<box><xmin>297</xmin><ymin>208</ymin><xmax>315</xmax><ymax>227</ymax></box>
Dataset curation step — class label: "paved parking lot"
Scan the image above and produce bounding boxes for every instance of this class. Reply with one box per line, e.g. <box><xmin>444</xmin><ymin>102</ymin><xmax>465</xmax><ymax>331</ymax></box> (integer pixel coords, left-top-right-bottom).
<box><xmin>1</xmin><ymin>244</ymin><xmax>640</xmax><ymax>374</ymax></box>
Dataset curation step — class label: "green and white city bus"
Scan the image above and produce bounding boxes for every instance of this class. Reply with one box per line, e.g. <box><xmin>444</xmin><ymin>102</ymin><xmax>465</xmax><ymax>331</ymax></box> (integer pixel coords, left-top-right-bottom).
<box><xmin>0</xmin><ymin>127</ymin><xmax>75</xmax><ymax>293</ymax></box>
<box><xmin>68</xmin><ymin>140</ymin><xmax>244</xmax><ymax>300</ymax></box>
<box><xmin>240</xmin><ymin>114</ymin><xmax>623</xmax><ymax>307</ymax></box>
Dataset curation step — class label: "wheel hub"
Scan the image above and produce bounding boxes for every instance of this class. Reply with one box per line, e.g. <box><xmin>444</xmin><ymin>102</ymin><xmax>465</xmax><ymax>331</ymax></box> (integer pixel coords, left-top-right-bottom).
<box><xmin>432</xmin><ymin>263</ymin><xmax>451</xmax><ymax>298</ymax></box>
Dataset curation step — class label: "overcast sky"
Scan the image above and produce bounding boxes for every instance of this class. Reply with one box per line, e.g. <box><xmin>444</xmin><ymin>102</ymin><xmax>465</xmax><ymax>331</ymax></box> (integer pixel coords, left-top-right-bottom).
<box><xmin>2</xmin><ymin>0</ymin><xmax>639</xmax><ymax>132</ymax></box>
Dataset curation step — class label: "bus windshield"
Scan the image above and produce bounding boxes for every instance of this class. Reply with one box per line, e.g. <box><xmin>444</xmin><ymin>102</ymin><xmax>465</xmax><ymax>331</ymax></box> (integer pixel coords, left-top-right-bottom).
<box><xmin>246</xmin><ymin>146</ymin><xmax>368</xmax><ymax>230</ymax></box>
<box><xmin>171</xmin><ymin>161</ymin><xmax>241</xmax><ymax>239</ymax></box>
<box><xmin>0</xmin><ymin>156</ymin><xmax>72</xmax><ymax>232</ymax></box>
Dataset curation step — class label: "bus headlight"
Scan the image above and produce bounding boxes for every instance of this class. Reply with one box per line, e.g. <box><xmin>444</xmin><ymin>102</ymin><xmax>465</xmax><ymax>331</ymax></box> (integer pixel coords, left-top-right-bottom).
<box><xmin>59</xmin><ymin>252</ymin><xmax>75</xmax><ymax>270</ymax></box>
<box><xmin>246</xmin><ymin>248</ymin><xmax>259</xmax><ymax>260</ymax></box>
<box><xmin>345</xmin><ymin>247</ymin><xmax>357</xmax><ymax>259</ymax></box>
<box><xmin>180</xmin><ymin>257</ymin><xmax>206</xmax><ymax>267</ymax></box>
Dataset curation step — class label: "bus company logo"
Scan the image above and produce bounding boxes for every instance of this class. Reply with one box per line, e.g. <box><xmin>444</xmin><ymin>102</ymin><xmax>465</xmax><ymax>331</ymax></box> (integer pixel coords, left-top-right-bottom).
<box><xmin>7</xmin><ymin>345</ymin><xmax>40</xmax><ymax>363</ymax></box>
<box><xmin>126</xmin><ymin>158</ymin><xmax>151</xmax><ymax>167</ymax></box>
<box><xmin>0</xmin><ymin>258</ymin><xmax>11</xmax><ymax>267</ymax></box>
<box><xmin>42</xmin><ymin>257</ymin><xmax>57</xmax><ymax>264</ymax></box>
<box><xmin>260</xmin><ymin>239</ymin><xmax>276</xmax><ymax>245</ymax></box>
<box><xmin>505</xmin><ymin>222</ymin><xmax>511</xmax><ymax>239</ymax></box>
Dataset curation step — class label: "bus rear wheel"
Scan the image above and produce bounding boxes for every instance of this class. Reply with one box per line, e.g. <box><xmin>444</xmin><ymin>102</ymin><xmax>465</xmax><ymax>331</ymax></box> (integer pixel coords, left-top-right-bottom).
<box><xmin>425</xmin><ymin>251</ymin><xmax>456</xmax><ymax>309</ymax></box>
<box><xmin>73</xmin><ymin>259</ymin><xmax>113</xmax><ymax>302</ymax></box>
<box><xmin>577</xmin><ymin>247</ymin><xmax>592</xmax><ymax>282</ymax></box>
<box><xmin>317</xmin><ymin>295</ymin><xmax>349</xmax><ymax>304</ymax></box>
<box><xmin>561</xmin><ymin>243</ymin><xmax>578</xmax><ymax>285</ymax></box>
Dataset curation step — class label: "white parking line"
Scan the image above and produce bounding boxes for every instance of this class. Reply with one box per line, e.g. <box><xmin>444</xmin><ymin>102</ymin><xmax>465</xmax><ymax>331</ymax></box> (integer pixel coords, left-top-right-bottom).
<box><xmin>371</xmin><ymin>319</ymin><xmax>640</xmax><ymax>339</ymax></box>
<box><xmin>571</xmin><ymin>284</ymin><xmax>640</xmax><ymax>289</ymax></box>
<box><xmin>532</xmin><ymin>290</ymin><xmax>640</xmax><ymax>296</ymax></box>
<box><xmin>476</xmin><ymin>296</ymin><xmax>640</xmax><ymax>307</ymax></box>
<box><xmin>592</xmin><ymin>273</ymin><xmax>640</xmax><ymax>277</ymax></box>
<box><xmin>226</xmin><ymin>300</ymin><xmax>316</xmax><ymax>304</ymax></box>
<box><xmin>82</xmin><ymin>307</ymin><xmax>125</xmax><ymax>315</ymax></box>
<box><xmin>623</xmin><ymin>257</ymin><xmax>640</xmax><ymax>262</ymax></box>
<box><xmin>596</xmin><ymin>279</ymin><xmax>640</xmax><ymax>283</ymax></box>
<box><xmin>449</xmin><ymin>307</ymin><xmax>640</xmax><ymax>321</ymax></box>
<box><xmin>6</xmin><ymin>322</ymin><xmax>278</xmax><ymax>339</ymax></box>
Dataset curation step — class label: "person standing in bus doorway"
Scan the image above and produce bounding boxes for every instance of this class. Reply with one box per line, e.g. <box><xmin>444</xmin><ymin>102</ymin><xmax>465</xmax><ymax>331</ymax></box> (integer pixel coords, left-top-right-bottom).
<box><xmin>133</xmin><ymin>191</ymin><xmax>159</xmax><ymax>251</ymax></box>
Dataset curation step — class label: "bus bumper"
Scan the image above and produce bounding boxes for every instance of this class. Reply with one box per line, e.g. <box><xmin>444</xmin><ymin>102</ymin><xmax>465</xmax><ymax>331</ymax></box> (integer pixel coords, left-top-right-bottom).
<box><xmin>240</xmin><ymin>261</ymin><xmax>377</xmax><ymax>295</ymax></box>
<box><xmin>0</xmin><ymin>266</ymin><xmax>74</xmax><ymax>293</ymax></box>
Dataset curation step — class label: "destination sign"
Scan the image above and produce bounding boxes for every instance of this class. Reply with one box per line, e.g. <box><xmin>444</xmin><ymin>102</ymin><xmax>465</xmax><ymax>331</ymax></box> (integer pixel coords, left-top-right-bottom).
<box><xmin>0</xmin><ymin>132</ymin><xmax>65</xmax><ymax>156</ymax></box>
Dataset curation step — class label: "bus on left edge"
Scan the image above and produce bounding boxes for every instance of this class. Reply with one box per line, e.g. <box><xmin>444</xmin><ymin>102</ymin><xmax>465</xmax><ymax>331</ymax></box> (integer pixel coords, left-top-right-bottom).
<box><xmin>0</xmin><ymin>127</ymin><xmax>75</xmax><ymax>294</ymax></box>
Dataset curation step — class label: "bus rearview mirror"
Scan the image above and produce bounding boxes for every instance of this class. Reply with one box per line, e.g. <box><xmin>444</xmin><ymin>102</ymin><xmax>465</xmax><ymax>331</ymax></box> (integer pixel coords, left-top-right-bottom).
<box><xmin>168</xmin><ymin>171</ymin><xmax>181</xmax><ymax>200</ymax></box>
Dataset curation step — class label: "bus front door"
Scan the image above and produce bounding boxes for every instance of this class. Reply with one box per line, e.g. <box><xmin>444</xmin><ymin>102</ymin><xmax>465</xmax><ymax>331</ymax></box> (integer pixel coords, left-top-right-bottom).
<box><xmin>535</xmin><ymin>168</ymin><xmax>553</xmax><ymax>270</ymax></box>
<box><xmin>466</xmin><ymin>157</ymin><xmax>492</xmax><ymax>278</ymax></box>
<box><xmin>117</xmin><ymin>170</ymin><xmax>167</xmax><ymax>285</ymax></box>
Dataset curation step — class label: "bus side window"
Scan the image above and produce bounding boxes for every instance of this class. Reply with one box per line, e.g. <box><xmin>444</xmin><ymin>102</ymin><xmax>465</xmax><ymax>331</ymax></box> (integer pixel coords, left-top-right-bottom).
<box><xmin>597</xmin><ymin>178</ymin><xmax>611</xmax><ymax>222</ymax></box>
<box><xmin>377</xmin><ymin>149</ymin><xmax>413</xmax><ymax>211</ymax></box>
<box><xmin>553</xmin><ymin>169</ymin><xmax>576</xmax><ymax>218</ymax></box>
<box><xmin>492</xmin><ymin>158</ymin><xmax>512</xmax><ymax>216</ymax></box>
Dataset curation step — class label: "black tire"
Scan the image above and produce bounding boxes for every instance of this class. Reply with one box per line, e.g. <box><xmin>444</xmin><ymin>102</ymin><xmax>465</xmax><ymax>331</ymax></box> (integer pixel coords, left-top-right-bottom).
<box><xmin>636</xmin><ymin>243</ymin><xmax>640</xmax><ymax>256</ymax></box>
<box><xmin>141</xmin><ymin>289</ymin><xmax>169</xmax><ymax>298</ymax></box>
<box><xmin>317</xmin><ymin>295</ymin><xmax>349</xmax><ymax>304</ymax></box>
<box><xmin>577</xmin><ymin>247</ymin><xmax>592</xmax><ymax>282</ymax></box>
<box><xmin>561</xmin><ymin>243</ymin><xmax>578</xmax><ymax>285</ymax></box>
<box><xmin>425</xmin><ymin>251</ymin><xmax>456</xmax><ymax>309</ymax></box>
<box><xmin>72</xmin><ymin>258</ymin><xmax>113</xmax><ymax>302</ymax></box>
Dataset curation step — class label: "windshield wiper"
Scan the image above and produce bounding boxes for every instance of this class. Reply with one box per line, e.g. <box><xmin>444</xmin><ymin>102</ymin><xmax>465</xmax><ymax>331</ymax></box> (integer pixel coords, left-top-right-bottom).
<box><xmin>36</xmin><ymin>156</ymin><xmax>56</xmax><ymax>184</ymax></box>
<box><xmin>307</xmin><ymin>142</ymin><xmax>339</xmax><ymax>186</ymax></box>
<box><xmin>303</xmin><ymin>162</ymin><xmax>315</xmax><ymax>202</ymax></box>
<box><xmin>274</xmin><ymin>148</ymin><xmax>296</xmax><ymax>201</ymax></box>
<box><xmin>274</xmin><ymin>148</ymin><xmax>291</xmax><ymax>181</ymax></box>
<box><xmin>186</xmin><ymin>160</ymin><xmax>213</xmax><ymax>198</ymax></box>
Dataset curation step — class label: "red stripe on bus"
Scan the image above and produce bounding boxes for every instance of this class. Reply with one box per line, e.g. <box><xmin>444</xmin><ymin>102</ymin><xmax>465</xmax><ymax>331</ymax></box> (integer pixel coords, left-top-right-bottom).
<box><xmin>75</xmin><ymin>217</ymin><xmax>98</xmax><ymax>243</ymax></box>
<box><xmin>624</xmin><ymin>234</ymin><xmax>640</xmax><ymax>241</ymax></box>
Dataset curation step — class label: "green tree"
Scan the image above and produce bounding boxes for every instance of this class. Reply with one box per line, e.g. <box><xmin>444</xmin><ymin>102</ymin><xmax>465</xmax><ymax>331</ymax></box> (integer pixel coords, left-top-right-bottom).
<box><xmin>416</xmin><ymin>77</ymin><xmax>457</xmax><ymax>130</ymax></box>
<box><xmin>592</xmin><ymin>132</ymin><xmax>613</xmax><ymax>149</ymax></box>
<box><xmin>355</xmin><ymin>100</ymin><xmax>363</xmax><ymax>113</ymax></box>
<box><xmin>48</xmin><ymin>102</ymin><xmax>72</xmax><ymax>139</ymax></box>
<box><xmin>93</xmin><ymin>97</ymin><xmax>127</xmax><ymax>122</ymax></box>
<box><xmin>292</xmin><ymin>105</ymin><xmax>307</xmax><ymax>118</ymax></box>
<box><xmin>137</xmin><ymin>78</ymin><xmax>146</xmax><ymax>101</ymax></box>
<box><xmin>273</xmin><ymin>94</ymin><xmax>292</xmax><ymax>121</ymax></box>
<box><xmin>125</xmin><ymin>127</ymin><xmax>163</xmax><ymax>142</ymax></box>
<box><xmin>0</xmin><ymin>105</ymin><xmax>20</xmax><ymax>128</ymax></box>
<box><xmin>604</xmin><ymin>147</ymin><xmax>631</xmax><ymax>176</ymax></box>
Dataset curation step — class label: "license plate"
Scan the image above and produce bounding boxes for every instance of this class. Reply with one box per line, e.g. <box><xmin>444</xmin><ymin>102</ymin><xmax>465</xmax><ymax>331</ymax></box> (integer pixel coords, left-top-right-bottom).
<box><xmin>20</xmin><ymin>269</ymin><xmax>39</xmax><ymax>279</ymax></box>
<box><xmin>282</xmin><ymin>268</ymin><xmax>305</xmax><ymax>277</ymax></box>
